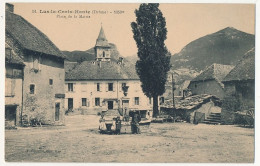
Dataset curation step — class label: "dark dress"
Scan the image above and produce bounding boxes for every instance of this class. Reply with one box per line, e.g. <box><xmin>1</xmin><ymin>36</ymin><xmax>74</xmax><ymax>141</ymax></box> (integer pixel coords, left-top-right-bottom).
<box><xmin>131</xmin><ymin>113</ymin><xmax>141</xmax><ymax>134</ymax></box>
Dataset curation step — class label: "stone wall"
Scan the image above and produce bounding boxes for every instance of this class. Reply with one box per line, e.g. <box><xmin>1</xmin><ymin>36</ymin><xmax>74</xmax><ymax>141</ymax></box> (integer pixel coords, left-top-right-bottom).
<box><xmin>6</xmin><ymin>35</ymin><xmax>65</xmax><ymax>126</ymax></box>
<box><xmin>22</xmin><ymin>51</ymin><xmax>65</xmax><ymax>125</ymax></box>
<box><xmin>221</xmin><ymin>80</ymin><xmax>255</xmax><ymax>124</ymax></box>
<box><xmin>189</xmin><ymin>80</ymin><xmax>225</xmax><ymax>99</ymax></box>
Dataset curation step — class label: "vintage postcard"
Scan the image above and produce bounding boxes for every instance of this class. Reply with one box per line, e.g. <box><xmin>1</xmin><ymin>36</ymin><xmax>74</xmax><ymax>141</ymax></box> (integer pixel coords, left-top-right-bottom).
<box><xmin>2</xmin><ymin>1</ymin><xmax>256</xmax><ymax>164</ymax></box>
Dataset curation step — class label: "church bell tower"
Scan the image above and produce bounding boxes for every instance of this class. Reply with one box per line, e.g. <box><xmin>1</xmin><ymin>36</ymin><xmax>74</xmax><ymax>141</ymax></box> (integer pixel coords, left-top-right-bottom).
<box><xmin>95</xmin><ymin>25</ymin><xmax>111</xmax><ymax>61</ymax></box>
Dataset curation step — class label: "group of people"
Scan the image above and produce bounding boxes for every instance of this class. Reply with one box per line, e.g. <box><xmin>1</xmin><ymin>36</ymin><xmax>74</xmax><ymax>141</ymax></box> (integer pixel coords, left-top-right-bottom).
<box><xmin>99</xmin><ymin>110</ymin><xmax>142</xmax><ymax>134</ymax></box>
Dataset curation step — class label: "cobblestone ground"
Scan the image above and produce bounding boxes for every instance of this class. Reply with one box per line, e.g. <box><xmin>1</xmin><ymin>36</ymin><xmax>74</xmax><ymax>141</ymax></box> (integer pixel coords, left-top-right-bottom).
<box><xmin>5</xmin><ymin>115</ymin><xmax>254</xmax><ymax>163</ymax></box>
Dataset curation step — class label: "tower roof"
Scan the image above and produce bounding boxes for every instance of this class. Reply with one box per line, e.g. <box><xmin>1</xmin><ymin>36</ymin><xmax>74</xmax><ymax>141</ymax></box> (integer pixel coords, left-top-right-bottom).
<box><xmin>95</xmin><ymin>25</ymin><xmax>110</xmax><ymax>47</ymax></box>
<box><xmin>97</xmin><ymin>26</ymin><xmax>107</xmax><ymax>41</ymax></box>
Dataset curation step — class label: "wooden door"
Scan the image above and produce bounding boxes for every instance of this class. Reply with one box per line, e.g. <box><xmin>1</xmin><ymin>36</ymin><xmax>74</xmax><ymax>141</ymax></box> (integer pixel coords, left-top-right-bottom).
<box><xmin>68</xmin><ymin>98</ymin><xmax>73</xmax><ymax>110</ymax></box>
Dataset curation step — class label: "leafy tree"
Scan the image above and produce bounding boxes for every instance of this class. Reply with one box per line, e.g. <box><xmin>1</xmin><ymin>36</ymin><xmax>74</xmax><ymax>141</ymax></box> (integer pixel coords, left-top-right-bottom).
<box><xmin>131</xmin><ymin>3</ymin><xmax>171</xmax><ymax>117</ymax></box>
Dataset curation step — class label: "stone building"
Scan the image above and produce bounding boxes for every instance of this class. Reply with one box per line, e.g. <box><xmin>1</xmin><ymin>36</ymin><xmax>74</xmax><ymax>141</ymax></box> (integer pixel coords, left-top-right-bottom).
<box><xmin>65</xmin><ymin>26</ymin><xmax>152</xmax><ymax>115</ymax></box>
<box><xmin>221</xmin><ymin>48</ymin><xmax>255</xmax><ymax>124</ymax></box>
<box><xmin>95</xmin><ymin>26</ymin><xmax>111</xmax><ymax>62</ymax></box>
<box><xmin>5</xmin><ymin>43</ymin><xmax>25</xmax><ymax>127</ymax></box>
<box><xmin>188</xmin><ymin>63</ymin><xmax>234</xmax><ymax>99</ymax></box>
<box><xmin>5</xmin><ymin>4</ymin><xmax>66</xmax><ymax>126</ymax></box>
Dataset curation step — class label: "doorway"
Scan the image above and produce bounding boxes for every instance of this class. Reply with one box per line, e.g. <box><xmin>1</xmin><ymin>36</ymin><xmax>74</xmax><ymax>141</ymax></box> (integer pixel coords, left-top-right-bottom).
<box><xmin>68</xmin><ymin>98</ymin><xmax>73</xmax><ymax>110</ymax></box>
<box><xmin>122</xmin><ymin>100</ymin><xmax>130</xmax><ymax>117</ymax></box>
<box><xmin>107</xmin><ymin>101</ymin><xmax>114</xmax><ymax>109</ymax></box>
<box><xmin>5</xmin><ymin>105</ymin><xmax>17</xmax><ymax>126</ymax></box>
<box><xmin>122</xmin><ymin>100</ymin><xmax>129</xmax><ymax>109</ymax></box>
<box><xmin>55</xmin><ymin>103</ymin><xmax>60</xmax><ymax>121</ymax></box>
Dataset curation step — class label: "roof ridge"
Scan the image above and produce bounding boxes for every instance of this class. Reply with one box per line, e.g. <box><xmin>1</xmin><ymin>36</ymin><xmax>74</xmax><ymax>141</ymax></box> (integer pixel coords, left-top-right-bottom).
<box><xmin>6</xmin><ymin>12</ymin><xmax>65</xmax><ymax>59</ymax></box>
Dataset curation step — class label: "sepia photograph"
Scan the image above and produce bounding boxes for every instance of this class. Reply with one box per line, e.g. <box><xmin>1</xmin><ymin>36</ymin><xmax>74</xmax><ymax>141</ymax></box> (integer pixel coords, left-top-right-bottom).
<box><xmin>2</xmin><ymin>0</ymin><xmax>257</xmax><ymax>164</ymax></box>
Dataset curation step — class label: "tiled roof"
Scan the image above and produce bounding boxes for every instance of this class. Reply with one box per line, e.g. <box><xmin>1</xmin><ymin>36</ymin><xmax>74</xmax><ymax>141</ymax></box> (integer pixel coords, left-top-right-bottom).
<box><xmin>5</xmin><ymin>42</ymin><xmax>24</xmax><ymax>66</ymax></box>
<box><xmin>65</xmin><ymin>61</ymin><xmax>139</xmax><ymax>80</ymax></box>
<box><xmin>6</xmin><ymin>11</ymin><xmax>65</xmax><ymax>59</ymax></box>
<box><xmin>161</xmin><ymin>94</ymin><xmax>219</xmax><ymax>110</ymax></box>
<box><xmin>223</xmin><ymin>48</ymin><xmax>255</xmax><ymax>82</ymax></box>
<box><xmin>65</xmin><ymin>61</ymin><xmax>77</xmax><ymax>73</ymax></box>
<box><xmin>192</xmin><ymin>63</ymin><xmax>234</xmax><ymax>82</ymax></box>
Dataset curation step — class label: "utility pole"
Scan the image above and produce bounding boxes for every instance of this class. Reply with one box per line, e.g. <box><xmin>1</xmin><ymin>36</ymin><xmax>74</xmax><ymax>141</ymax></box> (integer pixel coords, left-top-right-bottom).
<box><xmin>172</xmin><ymin>73</ymin><xmax>176</xmax><ymax>108</ymax></box>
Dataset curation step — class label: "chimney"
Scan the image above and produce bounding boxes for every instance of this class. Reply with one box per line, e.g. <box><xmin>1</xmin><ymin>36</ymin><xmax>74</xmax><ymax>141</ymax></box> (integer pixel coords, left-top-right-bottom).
<box><xmin>6</xmin><ymin>3</ymin><xmax>14</xmax><ymax>13</ymax></box>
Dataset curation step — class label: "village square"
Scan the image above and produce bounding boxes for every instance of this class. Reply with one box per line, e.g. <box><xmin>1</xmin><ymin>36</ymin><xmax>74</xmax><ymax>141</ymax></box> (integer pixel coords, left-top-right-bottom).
<box><xmin>4</xmin><ymin>3</ymin><xmax>255</xmax><ymax>163</ymax></box>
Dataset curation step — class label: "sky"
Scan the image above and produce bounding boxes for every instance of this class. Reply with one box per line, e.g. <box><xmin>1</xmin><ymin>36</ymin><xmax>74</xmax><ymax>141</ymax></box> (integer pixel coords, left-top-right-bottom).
<box><xmin>13</xmin><ymin>3</ymin><xmax>255</xmax><ymax>57</ymax></box>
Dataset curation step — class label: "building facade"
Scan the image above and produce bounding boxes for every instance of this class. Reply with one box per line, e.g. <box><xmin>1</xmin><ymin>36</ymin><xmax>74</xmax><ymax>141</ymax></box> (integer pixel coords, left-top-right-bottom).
<box><xmin>5</xmin><ymin>4</ymin><xmax>66</xmax><ymax>126</ymax></box>
<box><xmin>221</xmin><ymin>48</ymin><xmax>255</xmax><ymax>124</ymax></box>
<box><xmin>5</xmin><ymin>43</ymin><xmax>24</xmax><ymax>127</ymax></box>
<box><xmin>65</xmin><ymin>26</ymin><xmax>152</xmax><ymax>114</ymax></box>
<box><xmin>65</xmin><ymin>79</ymin><xmax>152</xmax><ymax>112</ymax></box>
<box><xmin>188</xmin><ymin>63</ymin><xmax>234</xmax><ymax>99</ymax></box>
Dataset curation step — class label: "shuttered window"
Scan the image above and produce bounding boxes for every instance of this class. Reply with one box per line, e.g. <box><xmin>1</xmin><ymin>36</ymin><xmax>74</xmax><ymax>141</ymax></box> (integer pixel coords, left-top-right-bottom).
<box><xmin>108</xmin><ymin>83</ymin><xmax>113</xmax><ymax>91</ymax></box>
<box><xmin>134</xmin><ymin>97</ymin><xmax>139</xmax><ymax>105</ymax></box>
<box><xmin>68</xmin><ymin>83</ymin><xmax>73</xmax><ymax>91</ymax></box>
<box><xmin>82</xmin><ymin>98</ymin><xmax>87</xmax><ymax>106</ymax></box>
<box><xmin>97</xmin><ymin>83</ymin><xmax>100</xmax><ymax>91</ymax></box>
<box><xmin>95</xmin><ymin>98</ymin><xmax>100</xmax><ymax>106</ymax></box>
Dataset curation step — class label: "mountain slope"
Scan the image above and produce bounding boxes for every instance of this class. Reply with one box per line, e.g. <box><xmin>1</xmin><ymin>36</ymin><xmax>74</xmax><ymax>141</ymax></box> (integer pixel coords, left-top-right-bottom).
<box><xmin>171</xmin><ymin>27</ymin><xmax>255</xmax><ymax>72</ymax></box>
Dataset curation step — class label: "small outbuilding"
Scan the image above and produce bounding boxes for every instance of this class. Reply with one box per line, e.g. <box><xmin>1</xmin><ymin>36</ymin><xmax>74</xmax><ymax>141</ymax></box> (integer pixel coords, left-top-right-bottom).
<box><xmin>221</xmin><ymin>48</ymin><xmax>255</xmax><ymax>124</ymax></box>
<box><xmin>188</xmin><ymin>63</ymin><xmax>234</xmax><ymax>99</ymax></box>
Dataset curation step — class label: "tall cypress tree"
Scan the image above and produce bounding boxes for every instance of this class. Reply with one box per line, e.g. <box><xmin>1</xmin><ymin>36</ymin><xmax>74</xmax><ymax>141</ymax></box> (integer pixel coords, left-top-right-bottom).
<box><xmin>131</xmin><ymin>3</ymin><xmax>171</xmax><ymax>117</ymax></box>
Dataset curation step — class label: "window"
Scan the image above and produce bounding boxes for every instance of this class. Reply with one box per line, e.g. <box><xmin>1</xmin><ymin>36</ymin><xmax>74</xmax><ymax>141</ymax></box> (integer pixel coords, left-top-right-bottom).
<box><xmin>108</xmin><ymin>83</ymin><xmax>113</xmax><ymax>91</ymax></box>
<box><xmin>95</xmin><ymin>98</ymin><xmax>100</xmax><ymax>106</ymax></box>
<box><xmin>68</xmin><ymin>83</ymin><xmax>73</xmax><ymax>91</ymax></box>
<box><xmin>49</xmin><ymin>79</ymin><xmax>53</xmax><ymax>85</ymax></box>
<box><xmin>30</xmin><ymin>84</ymin><xmax>35</xmax><ymax>94</ymax></box>
<box><xmin>97</xmin><ymin>83</ymin><xmax>100</xmax><ymax>91</ymax></box>
<box><xmin>134</xmin><ymin>97</ymin><xmax>139</xmax><ymax>105</ymax></box>
<box><xmin>195</xmin><ymin>84</ymin><xmax>197</xmax><ymax>88</ymax></box>
<box><xmin>103</xmin><ymin>51</ymin><xmax>105</xmax><ymax>57</ymax></box>
<box><xmin>13</xmin><ymin>69</ymin><xmax>23</xmax><ymax>78</ymax></box>
<box><xmin>82</xmin><ymin>98</ymin><xmax>87</xmax><ymax>106</ymax></box>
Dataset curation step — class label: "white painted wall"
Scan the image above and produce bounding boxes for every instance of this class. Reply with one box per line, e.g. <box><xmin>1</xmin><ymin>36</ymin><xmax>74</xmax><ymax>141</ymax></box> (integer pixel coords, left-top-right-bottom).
<box><xmin>65</xmin><ymin>80</ymin><xmax>152</xmax><ymax>111</ymax></box>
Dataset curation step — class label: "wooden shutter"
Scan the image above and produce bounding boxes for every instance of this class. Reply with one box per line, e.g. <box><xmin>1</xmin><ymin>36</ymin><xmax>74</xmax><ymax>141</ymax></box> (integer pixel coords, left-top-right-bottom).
<box><xmin>87</xmin><ymin>99</ymin><xmax>90</xmax><ymax>107</ymax></box>
<box><xmin>113</xmin><ymin>83</ymin><xmax>115</xmax><ymax>92</ymax></box>
<box><xmin>73</xmin><ymin>83</ymin><xmax>75</xmax><ymax>92</ymax></box>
